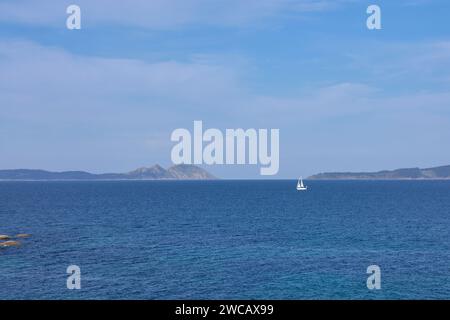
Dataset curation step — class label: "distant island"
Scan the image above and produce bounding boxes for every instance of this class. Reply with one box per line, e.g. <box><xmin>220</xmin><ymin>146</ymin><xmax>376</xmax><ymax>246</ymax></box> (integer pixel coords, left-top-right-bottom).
<box><xmin>0</xmin><ymin>164</ymin><xmax>216</xmax><ymax>181</ymax></box>
<box><xmin>309</xmin><ymin>164</ymin><xmax>450</xmax><ymax>180</ymax></box>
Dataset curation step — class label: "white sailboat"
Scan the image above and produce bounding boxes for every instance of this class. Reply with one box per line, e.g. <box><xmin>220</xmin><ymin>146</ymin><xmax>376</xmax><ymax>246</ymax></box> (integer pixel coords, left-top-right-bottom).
<box><xmin>296</xmin><ymin>177</ymin><xmax>307</xmax><ymax>191</ymax></box>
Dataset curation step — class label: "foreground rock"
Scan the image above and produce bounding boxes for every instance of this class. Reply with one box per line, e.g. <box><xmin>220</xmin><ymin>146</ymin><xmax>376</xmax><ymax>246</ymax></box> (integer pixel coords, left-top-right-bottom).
<box><xmin>16</xmin><ymin>234</ymin><xmax>31</xmax><ymax>238</ymax></box>
<box><xmin>0</xmin><ymin>240</ymin><xmax>21</xmax><ymax>247</ymax></box>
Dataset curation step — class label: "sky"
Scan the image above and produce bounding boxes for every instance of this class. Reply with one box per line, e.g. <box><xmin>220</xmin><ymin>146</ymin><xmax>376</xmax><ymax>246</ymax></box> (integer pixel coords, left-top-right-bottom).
<box><xmin>0</xmin><ymin>0</ymin><xmax>449</xmax><ymax>178</ymax></box>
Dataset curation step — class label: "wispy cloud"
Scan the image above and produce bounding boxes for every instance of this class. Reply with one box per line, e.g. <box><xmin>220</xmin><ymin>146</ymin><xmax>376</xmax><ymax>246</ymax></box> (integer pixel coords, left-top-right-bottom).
<box><xmin>1</xmin><ymin>38</ymin><xmax>449</xmax><ymax>176</ymax></box>
<box><xmin>0</xmin><ymin>0</ymin><xmax>347</xmax><ymax>29</ymax></box>
<box><xmin>342</xmin><ymin>39</ymin><xmax>450</xmax><ymax>90</ymax></box>
<box><xmin>0</xmin><ymin>40</ymin><xmax>241</xmax><ymax>116</ymax></box>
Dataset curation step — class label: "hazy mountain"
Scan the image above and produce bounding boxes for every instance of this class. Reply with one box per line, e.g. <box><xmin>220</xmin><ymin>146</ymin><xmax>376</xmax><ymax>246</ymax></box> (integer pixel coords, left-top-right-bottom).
<box><xmin>0</xmin><ymin>169</ymin><xmax>96</xmax><ymax>180</ymax></box>
<box><xmin>126</xmin><ymin>165</ymin><xmax>174</xmax><ymax>179</ymax></box>
<box><xmin>0</xmin><ymin>165</ymin><xmax>216</xmax><ymax>180</ymax></box>
<box><xmin>167</xmin><ymin>164</ymin><xmax>216</xmax><ymax>180</ymax></box>
<box><xmin>309</xmin><ymin>165</ymin><xmax>450</xmax><ymax>180</ymax></box>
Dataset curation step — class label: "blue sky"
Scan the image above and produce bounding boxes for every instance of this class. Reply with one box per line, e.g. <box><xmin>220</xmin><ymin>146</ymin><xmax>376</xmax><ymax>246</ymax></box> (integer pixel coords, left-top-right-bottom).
<box><xmin>1</xmin><ymin>0</ymin><xmax>449</xmax><ymax>178</ymax></box>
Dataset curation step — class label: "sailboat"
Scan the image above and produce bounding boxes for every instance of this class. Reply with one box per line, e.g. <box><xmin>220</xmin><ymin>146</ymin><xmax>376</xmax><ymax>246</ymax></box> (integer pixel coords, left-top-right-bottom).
<box><xmin>296</xmin><ymin>177</ymin><xmax>307</xmax><ymax>191</ymax></box>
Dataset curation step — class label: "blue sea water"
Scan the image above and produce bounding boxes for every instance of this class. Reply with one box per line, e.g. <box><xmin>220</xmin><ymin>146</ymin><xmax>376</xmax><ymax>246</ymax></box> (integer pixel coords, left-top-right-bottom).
<box><xmin>0</xmin><ymin>180</ymin><xmax>449</xmax><ymax>300</ymax></box>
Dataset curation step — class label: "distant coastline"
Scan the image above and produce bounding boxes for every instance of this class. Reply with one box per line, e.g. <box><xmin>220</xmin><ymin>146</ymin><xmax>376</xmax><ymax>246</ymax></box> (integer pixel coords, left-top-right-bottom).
<box><xmin>0</xmin><ymin>164</ymin><xmax>216</xmax><ymax>181</ymax></box>
<box><xmin>2</xmin><ymin>164</ymin><xmax>450</xmax><ymax>181</ymax></box>
<box><xmin>308</xmin><ymin>164</ymin><xmax>450</xmax><ymax>180</ymax></box>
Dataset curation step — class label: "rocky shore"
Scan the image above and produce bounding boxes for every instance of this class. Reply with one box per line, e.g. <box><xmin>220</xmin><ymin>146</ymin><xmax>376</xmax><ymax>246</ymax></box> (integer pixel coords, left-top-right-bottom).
<box><xmin>0</xmin><ymin>234</ymin><xmax>31</xmax><ymax>248</ymax></box>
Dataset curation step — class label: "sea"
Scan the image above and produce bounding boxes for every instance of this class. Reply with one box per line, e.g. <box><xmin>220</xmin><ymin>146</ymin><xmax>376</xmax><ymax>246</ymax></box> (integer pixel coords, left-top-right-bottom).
<box><xmin>0</xmin><ymin>180</ymin><xmax>449</xmax><ymax>299</ymax></box>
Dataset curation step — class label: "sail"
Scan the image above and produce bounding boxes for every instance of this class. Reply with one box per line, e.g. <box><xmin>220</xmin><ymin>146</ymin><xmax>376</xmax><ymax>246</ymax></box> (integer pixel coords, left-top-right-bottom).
<box><xmin>297</xmin><ymin>177</ymin><xmax>307</xmax><ymax>190</ymax></box>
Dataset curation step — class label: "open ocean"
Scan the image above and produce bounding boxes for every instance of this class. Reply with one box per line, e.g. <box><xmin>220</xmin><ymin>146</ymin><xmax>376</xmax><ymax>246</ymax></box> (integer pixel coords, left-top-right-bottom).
<box><xmin>0</xmin><ymin>180</ymin><xmax>449</xmax><ymax>299</ymax></box>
